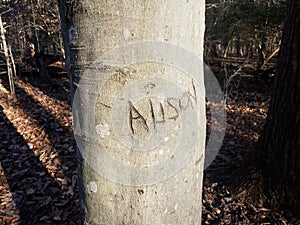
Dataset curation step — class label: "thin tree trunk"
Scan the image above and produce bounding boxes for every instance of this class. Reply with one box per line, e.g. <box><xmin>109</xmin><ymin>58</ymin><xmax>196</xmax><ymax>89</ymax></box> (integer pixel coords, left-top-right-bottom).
<box><xmin>0</xmin><ymin>15</ymin><xmax>14</xmax><ymax>94</ymax></box>
<box><xmin>8</xmin><ymin>46</ymin><xmax>16</xmax><ymax>77</ymax></box>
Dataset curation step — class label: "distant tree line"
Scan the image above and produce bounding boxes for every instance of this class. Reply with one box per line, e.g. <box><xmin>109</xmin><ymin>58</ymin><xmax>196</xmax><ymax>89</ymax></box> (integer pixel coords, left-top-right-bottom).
<box><xmin>205</xmin><ymin>0</ymin><xmax>286</xmax><ymax>69</ymax></box>
<box><xmin>0</xmin><ymin>0</ymin><xmax>61</xmax><ymax>59</ymax></box>
<box><xmin>0</xmin><ymin>0</ymin><xmax>62</xmax><ymax>78</ymax></box>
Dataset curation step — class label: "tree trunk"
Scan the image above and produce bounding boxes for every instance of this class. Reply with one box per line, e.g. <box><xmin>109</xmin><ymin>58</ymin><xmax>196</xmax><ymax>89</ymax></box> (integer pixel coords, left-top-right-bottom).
<box><xmin>234</xmin><ymin>0</ymin><xmax>300</xmax><ymax>216</ymax></box>
<box><xmin>0</xmin><ymin>15</ymin><xmax>14</xmax><ymax>94</ymax></box>
<box><xmin>58</xmin><ymin>1</ymin><xmax>206</xmax><ymax>224</ymax></box>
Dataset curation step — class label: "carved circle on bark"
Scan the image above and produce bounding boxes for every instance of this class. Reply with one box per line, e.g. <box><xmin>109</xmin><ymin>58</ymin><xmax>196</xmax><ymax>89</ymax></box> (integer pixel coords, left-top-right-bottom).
<box><xmin>72</xmin><ymin>41</ymin><xmax>225</xmax><ymax>186</ymax></box>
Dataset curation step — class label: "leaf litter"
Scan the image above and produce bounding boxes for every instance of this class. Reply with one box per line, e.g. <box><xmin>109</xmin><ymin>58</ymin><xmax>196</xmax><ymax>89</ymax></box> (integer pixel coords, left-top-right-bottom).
<box><xmin>0</xmin><ymin>74</ymin><xmax>299</xmax><ymax>224</ymax></box>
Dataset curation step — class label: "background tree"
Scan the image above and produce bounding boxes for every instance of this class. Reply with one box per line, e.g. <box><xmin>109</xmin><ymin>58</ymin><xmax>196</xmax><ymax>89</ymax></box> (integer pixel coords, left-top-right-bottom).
<box><xmin>234</xmin><ymin>0</ymin><xmax>300</xmax><ymax>216</ymax></box>
<box><xmin>205</xmin><ymin>0</ymin><xmax>286</xmax><ymax>69</ymax></box>
<box><xmin>0</xmin><ymin>0</ymin><xmax>62</xmax><ymax>78</ymax></box>
<box><xmin>0</xmin><ymin>0</ymin><xmax>61</xmax><ymax>56</ymax></box>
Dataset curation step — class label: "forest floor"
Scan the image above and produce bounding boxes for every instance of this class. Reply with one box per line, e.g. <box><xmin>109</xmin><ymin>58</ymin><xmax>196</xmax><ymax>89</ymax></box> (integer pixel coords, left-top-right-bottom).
<box><xmin>0</xmin><ymin>67</ymin><xmax>299</xmax><ymax>224</ymax></box>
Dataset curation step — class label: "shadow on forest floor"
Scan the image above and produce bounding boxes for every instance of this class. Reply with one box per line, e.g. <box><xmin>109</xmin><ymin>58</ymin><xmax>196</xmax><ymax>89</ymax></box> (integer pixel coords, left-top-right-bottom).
<box><xmin>0</xmin><ymin>77</ymin><xmax>80</xmax><ymax>224</ymax></box>
<box><xmin>17</xmin><ymin>74</ymin><xmax>71</xmax><ymax>106</ymax></box>
<box><xmin>0</xmin><ymin>71</ymin><xmax>298</xmax><ymax>224</ymax></box>
<box><xmin>205</xmin><ymin>69</ymin><xmax>271</xmax><ymax>184</ymax></box>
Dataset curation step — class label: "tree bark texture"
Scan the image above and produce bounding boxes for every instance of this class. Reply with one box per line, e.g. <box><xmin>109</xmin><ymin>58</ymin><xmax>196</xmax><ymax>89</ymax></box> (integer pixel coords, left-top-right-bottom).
<box><xmin>235</xmin><ymin>0</ymin><xmax>300</xmax><ymax>216</ymax></box>
<box><xmin>58</xmin><ymin>1</ymin><xmax>206</xmax><ymax>224</ymax></box>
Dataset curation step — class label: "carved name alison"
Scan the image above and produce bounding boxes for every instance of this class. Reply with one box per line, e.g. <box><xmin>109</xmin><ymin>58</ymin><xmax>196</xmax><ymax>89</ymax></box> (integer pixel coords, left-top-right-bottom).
<box><xmin>128</xmin><ymin>80</ymin><xmax>197</xmax><ymax>135</ymax></box>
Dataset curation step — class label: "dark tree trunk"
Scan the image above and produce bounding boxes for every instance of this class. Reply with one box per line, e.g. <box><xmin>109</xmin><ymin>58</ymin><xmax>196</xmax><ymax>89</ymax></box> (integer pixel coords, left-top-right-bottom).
<box><xmin>234</xmin><ymin>0</ymin><xmax>300</xmax><ymax>216</ymax></box>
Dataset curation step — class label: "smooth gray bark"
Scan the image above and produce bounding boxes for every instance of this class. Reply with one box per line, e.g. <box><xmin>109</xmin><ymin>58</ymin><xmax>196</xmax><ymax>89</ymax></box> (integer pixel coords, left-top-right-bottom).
<box><xmin>58</xmin><ymin>1</ymin><xmax>206</xmax><ymax>224</ymax></box>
